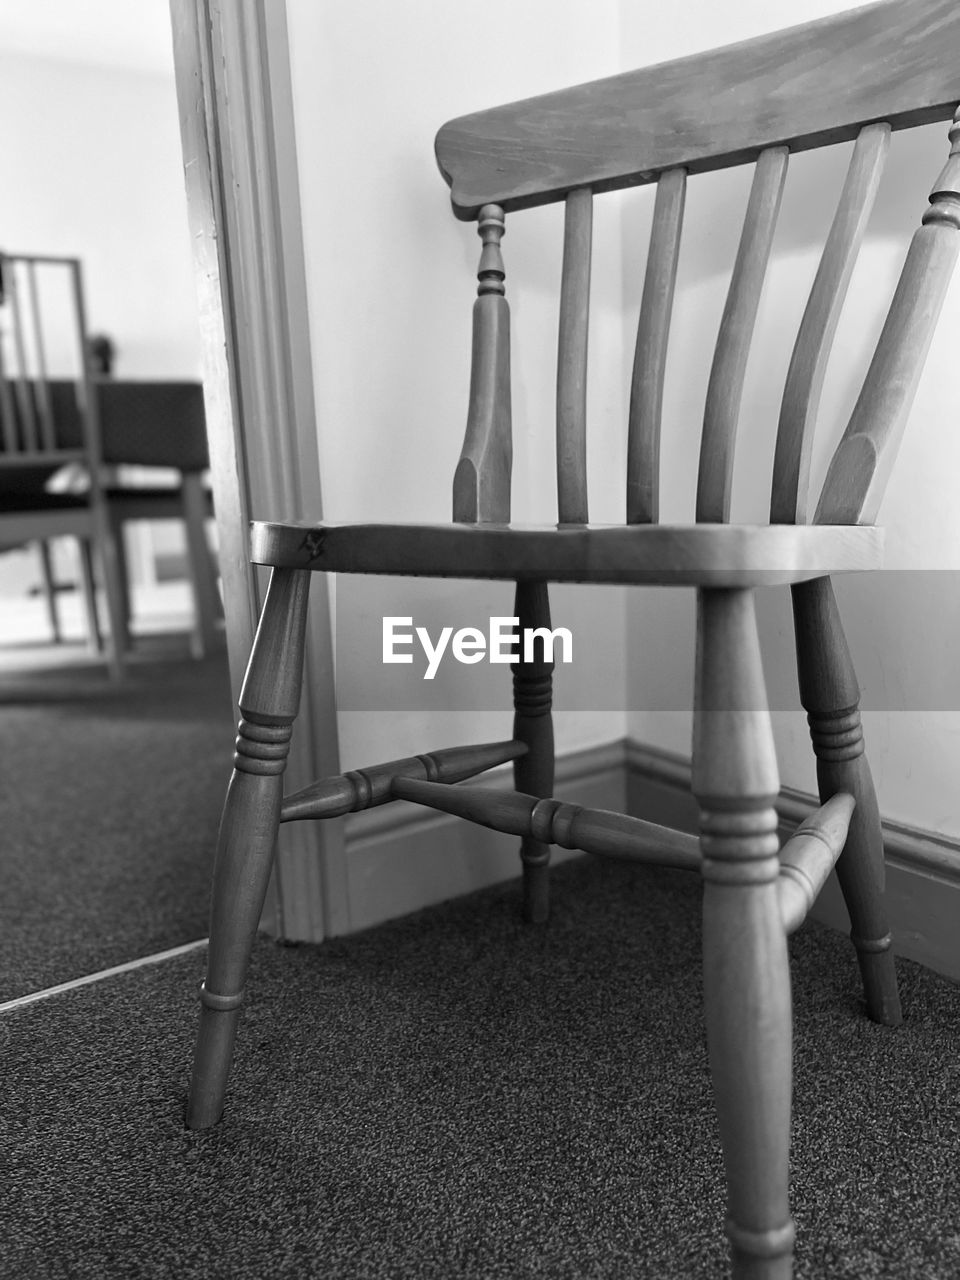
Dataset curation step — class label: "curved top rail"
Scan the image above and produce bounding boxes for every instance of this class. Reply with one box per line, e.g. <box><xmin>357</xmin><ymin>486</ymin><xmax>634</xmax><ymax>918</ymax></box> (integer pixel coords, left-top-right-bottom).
<box><xmin>435</xmin><ymin>0</ymin><xmax>960</xmax><ymax>219</ymax></box>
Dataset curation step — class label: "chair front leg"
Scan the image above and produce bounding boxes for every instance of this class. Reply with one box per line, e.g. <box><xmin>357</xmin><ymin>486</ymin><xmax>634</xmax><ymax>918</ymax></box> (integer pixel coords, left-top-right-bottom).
<box><xmin>512</xmin><ymin>580</ymin><xmax>554</xmax><ymax>923</ymax></box>
<box><xmin>187</xmin><ymin>567</ymin><xmax>312</xmax><ymax>1130</ymax></box>
<box><xmin>694</xmin><ymin>588</ymin><xmax>795</xmax><ymax>1280</ymax></box>
<box><xmin>791</xmin><ymin>576</ymin><xmax>901</xmax><ymax>1026</ymax></box>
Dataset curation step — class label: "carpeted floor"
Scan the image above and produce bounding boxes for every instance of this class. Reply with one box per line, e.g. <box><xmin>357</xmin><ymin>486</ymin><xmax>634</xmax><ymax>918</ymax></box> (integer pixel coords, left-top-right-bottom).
<box><xmin>2</xmin><ymin>856</ymin><xmax>958</xmax><ymax>1279</ymax></box>
<box><xmin>0</xmin><ymin>637</ymin><xmax>233</xmax><ymax>1000</ymax></box>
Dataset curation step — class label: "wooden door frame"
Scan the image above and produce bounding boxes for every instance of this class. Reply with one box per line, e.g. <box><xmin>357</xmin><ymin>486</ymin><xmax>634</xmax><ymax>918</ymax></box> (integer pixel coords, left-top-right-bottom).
<box><xmin>168</xmin><ymin>0</ymin><xmax>349</xmax><ymax>940</ymax></box>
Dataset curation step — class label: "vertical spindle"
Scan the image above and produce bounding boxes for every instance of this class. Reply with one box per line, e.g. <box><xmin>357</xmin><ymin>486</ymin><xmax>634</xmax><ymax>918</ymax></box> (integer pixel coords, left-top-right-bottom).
<box><xmin>627</xmin><ymin>167</ymin><xmax>686</xmax><ymax>525</ymax></box>
<box><xmin>453</xmin><ymin>204</ymin><xmax>512</xmax><ymax>524</ymax></box>
<box><xmin>557</xmin><ymin>187</ymin><xmax>592</xmax><ymax>524</ymax></box>
<box><xmin>816</xmin><ymin>106</ymin><xmax>960</xmax><ymax>524</ymax></box>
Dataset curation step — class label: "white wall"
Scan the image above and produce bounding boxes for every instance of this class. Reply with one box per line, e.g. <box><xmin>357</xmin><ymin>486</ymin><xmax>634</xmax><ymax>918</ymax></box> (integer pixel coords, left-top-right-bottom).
<box><xmin>0</xmin><ymin>51</ymin><xmax>200</xmax><ymax>380</ymax></box>
<box><xmin>286</xmin><ymin>0</ymin><xmax>629</xmax><ymax>772</ymax></box>
<box><xmin>619</xmin><ymin>0</ymin><xmax>960</xmax><ymax>835</ymax></box>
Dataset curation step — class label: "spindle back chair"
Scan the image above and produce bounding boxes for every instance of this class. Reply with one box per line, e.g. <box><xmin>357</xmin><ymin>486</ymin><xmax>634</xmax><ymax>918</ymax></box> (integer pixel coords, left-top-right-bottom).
<box><xmin>0</xmin><ymin>253</ymin><xmax>125</xmax><ymax>672</ymax></box>
<box><xmin>186</xmin><ymin>3</ymin><xmax>960</xmax><ymax>1275</ymax></box>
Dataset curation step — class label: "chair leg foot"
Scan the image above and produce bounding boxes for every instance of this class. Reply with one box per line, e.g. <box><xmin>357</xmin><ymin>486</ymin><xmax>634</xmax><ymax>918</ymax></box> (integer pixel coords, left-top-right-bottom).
<box><xmin>523</xmin><ymin>859</ymin><xmax>550</xmax><ymax>924</ymax></box>
<box><xmin>701</xmin><ymin>823</ymin><xmax>796</xmax><ymax>1280</ymax></box>
<box><xmin>853</xmin><ymin>937</ymin><xmax>901</xmax><ymax>1027</ymax></box>
<box><xmin>187</xmin><ymin>762</ymin><xmax>284</xmax><ymax>1129</ymax></box>
<box><xmin>833</xmin><ymin>758</ymin><xmax>902</xmax><ymax>1026</ymax></box>
<box><xmin>726</xmin><ymin>1222</ymin><xmax>796</xmax><ymax>1280</ymax></box>
<box><xmin>187</xmin><ymin>993</ymin><xmax>243</xmax><ymax>1129</ymax></box>
<box><xmin>187</xmin><ymin>568</ymin><xmax>311</xmax><ymax>1127</ymax></box>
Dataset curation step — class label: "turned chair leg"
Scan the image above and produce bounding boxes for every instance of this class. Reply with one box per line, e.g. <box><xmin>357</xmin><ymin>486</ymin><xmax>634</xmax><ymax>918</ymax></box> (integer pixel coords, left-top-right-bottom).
<box><xmin>187</xmin><ymin>567</ymin><xmax>312</xmax><ymax>1129</ymax></box>
<box><xmin>512</xmin><ymin>580</ymin><xmax>555</xmax><ymax>923</ymax></box>
<box><xmin>791</xmin><ymin>577</ymin><xmax>902</xmax><ymax>1026</ymax></box>
<box><xmin>694</xmin><ymin>588</ymin><xmax>795</xmax><ymax>1280</ymax></box>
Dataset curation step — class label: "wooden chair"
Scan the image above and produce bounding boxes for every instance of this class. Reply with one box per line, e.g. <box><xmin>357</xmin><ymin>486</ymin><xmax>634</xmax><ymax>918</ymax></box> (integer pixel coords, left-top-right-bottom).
<box><xmin>187</xmin><ymin>2</ymin><xmax>960</xmax><ymax>1274</ymax></box>
<box><xmin>26</xmin><ymin>373</ymin><xmax>220</xmax><ymax>659</ymax></box>
<box><xmin>0</xmin><ymin>252</ymin><xmax>126</xmax><ymax>675</ymax></box>
<box><xmin>2</xmin><ymin>253</ymin><xmax>218</xmax><ymax>660</ymax></box>
<box><xmin>96</xmin><ymin>379</ymin><xmax>221</xmax><ymax>659</ymax></box>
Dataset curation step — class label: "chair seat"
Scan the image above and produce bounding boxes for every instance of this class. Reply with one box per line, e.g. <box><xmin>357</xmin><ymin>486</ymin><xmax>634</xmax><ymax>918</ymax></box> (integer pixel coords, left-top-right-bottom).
<box><xmin>250</xmin><ymin>520</ymin><xmax>884</xmax><ymax>586</ymax></box>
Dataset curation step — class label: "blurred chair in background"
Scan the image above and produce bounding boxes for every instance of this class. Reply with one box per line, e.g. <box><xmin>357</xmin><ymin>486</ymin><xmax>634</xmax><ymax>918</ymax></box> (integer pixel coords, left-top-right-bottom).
<box><xmin>99</xmin><ymin>378</ymin><xmax>220</xmax><ymax>659</ymax></box>
<box><xmin>0</xmin><ymin>252</ymin><xmax>220</xmax><ymax>662</ymax></box>
<box><xmin>0</xmin><ymin>252</ymin><xmax>125</xmax><ymax>674</ymax></box>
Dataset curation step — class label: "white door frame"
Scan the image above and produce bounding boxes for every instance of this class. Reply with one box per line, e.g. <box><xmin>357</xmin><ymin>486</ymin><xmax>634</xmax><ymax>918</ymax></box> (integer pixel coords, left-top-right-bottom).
<box><xmin>168</xmin><ymin>0</ymin><xmax>349</xmax><ymax>940</ymax></box>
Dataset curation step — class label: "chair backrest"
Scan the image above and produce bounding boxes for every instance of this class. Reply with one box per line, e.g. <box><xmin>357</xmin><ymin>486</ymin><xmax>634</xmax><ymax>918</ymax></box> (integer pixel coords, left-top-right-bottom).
<box><xmin>435</xmin><ymin>0</ymin><xmax>960</xmax><ymax>529</ymax></box>
<box><xmin>0</xmin><ymin>252</ymin><xmax>105</xmax><ymax>497</ymax></box>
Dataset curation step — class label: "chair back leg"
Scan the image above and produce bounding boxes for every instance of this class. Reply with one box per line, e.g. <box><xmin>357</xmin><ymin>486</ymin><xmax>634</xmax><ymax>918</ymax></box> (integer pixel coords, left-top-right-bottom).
<box><xmin>512</xmin><ymin>580</ymin><xmax>554</xmax><ymax>923</ymax></box>
<box><xmin>792</xmin><ymin>576</ymin><xmax>902</xmax><ymax>1026</ymax></box>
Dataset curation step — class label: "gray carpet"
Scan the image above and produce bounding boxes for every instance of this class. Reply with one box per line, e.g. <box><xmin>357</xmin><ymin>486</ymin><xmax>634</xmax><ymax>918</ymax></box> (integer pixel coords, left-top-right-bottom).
<box><xmin>0</xmin><ymin>640</ymin><xmax>233</xmax><ymax>1000</ymax></box>
<box><xmin>2</xmin><ymin>856</ymin><xmax>958</xmax><ymax>1279</ymax></box>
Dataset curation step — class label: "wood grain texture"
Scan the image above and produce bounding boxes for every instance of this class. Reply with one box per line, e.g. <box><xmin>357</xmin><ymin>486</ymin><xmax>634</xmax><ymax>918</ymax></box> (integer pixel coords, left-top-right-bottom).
<box><xmin>279</xmin><ymin>739</ymin><xmax>526</xmax><ymax>822</ymax></box>
<box><xmin>791</xmin><ymin>576</ymin><xmax>902</xmax><ymax>1024</ymax></box>
<box><xmin>771</xmin><ymin>124</ymin><xmax>890</xmax><ymax>525</ymax></box>
<box><xmin>692</xmin><ymin>587</ymin><xmax>794</xmax><ymax>1279</ymax></box>
<box><xmin>815</xmin><ymin>108</ymin><xmax>960</xmax><ymax>525</ymax></box>
<box><xmin>627</xmin><ymin>167</ymin><xmax>685</xmax><ymax>525</ymax></box>
<box><xmin>250</xmin><ymin>519</ymin><xmax>883</xmax><ymax>587</ymax></box>
<box><xmin>556</xmin><ymin>188</ymin><xmax>592</xmax><ymax>524</ymax></box>
<box><xmin>453</xmin><ymin>205</ymin><xmax>513</xmax><ymax>523</ymax></box>
<box><xmin>697</xmin><ymin>147</ymin><xmax>788</xmax><ymax>523</ymax></box>
<box><xmin>777</xmin><ymin>791</ymin><xmax>854</xmax><ymax>934</ymax></box>
<box><xmin>435</xmin><ymin>0</ymin><xmax>960</xmax><ymax>218</ymax></box>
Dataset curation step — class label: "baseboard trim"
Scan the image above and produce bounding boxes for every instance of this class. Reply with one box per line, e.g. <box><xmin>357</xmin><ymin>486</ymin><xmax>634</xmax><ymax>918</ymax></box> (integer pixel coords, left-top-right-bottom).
<box><xmin>341</xmin><ymin>734</ymin><xmax>960</xmax><ymax>982</ymax></box>
<box><xmin>626</xmin><ymin>740</ymin><xmax>960</xmax><ymax>983</ymax></box>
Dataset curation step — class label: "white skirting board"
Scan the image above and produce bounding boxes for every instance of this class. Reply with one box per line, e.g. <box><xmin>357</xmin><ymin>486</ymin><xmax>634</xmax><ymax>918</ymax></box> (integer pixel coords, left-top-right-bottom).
<box><xmin>340</xmin><ymin>736</ymin><xmax>960</xmax><ymax>982</ymax></box>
